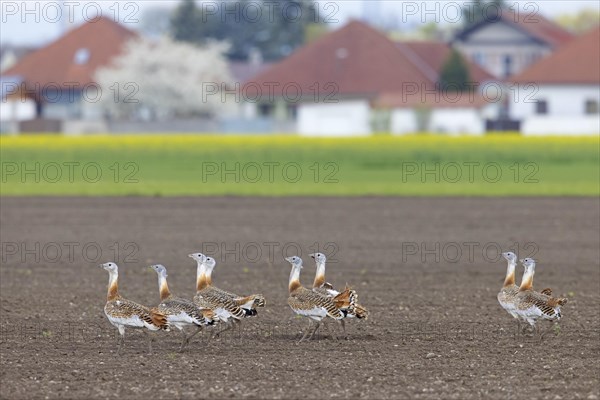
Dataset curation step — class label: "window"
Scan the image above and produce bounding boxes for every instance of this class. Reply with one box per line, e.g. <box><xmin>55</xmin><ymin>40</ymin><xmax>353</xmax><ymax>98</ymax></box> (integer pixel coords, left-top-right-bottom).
<box><xmin>535</xmin><ymin>100</ymin><xmax>548</xmax><ymax>115</ymax></box>
<box><xmin>585</xmin><ymin>99</ymin><xmax>599</xmax><ymax>115</ymax></box>
<box><xmin>503</xmin><ymin>55</ymin><xmax>513</xmax><ymax>78</ymax></box>
<box><xmin>258</xmin><ymin>103</ymin><xmax>274</xmax><ymax>117</ymax></box>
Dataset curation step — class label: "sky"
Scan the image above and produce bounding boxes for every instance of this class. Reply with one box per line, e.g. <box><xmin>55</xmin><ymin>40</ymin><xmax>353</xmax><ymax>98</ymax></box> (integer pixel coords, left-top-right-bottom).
<box><xmin>1</xmin><ymin>0</ymin><xmax>599</xmax><ymax>46</ymax></box>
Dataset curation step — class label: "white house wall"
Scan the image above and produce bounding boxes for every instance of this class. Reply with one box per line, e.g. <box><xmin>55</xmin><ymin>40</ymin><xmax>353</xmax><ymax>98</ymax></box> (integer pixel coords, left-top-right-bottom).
<box><xmin>298</xmin><ymin>100</ymin><xmax>371</xmax><ymax>136</ymax></box>
<box><xmin>390</xmin><ymin>109</ymin><xmax>418</xmax><ymax>134</ymax></box>
<box><xmin>429</xmin><ymin>109</ymin><xmax>485</xmax><ymax>135</ymax></box>
<box><xmin>511</xmin><ymin>84</ymin><xmax>600</xmax><ymax>135</ymax></box>
<box><xmin>521</xmin><ymin>116</ymin><xmax>599</xmax><ymax>136</ymax></box>
<box><xmin>511</xmin><ymin>84</ymin><xmax>600</xmax><ymax>118</ymax></box>
<box><xmin>391</xmin><ymin>108</ymin><xmax>484</xmax><ymax>135</ymax></box>
<box><xmin>0</xmin><ymin>98</ymin><xmax>36</xmax><ymax>121</ymax></box>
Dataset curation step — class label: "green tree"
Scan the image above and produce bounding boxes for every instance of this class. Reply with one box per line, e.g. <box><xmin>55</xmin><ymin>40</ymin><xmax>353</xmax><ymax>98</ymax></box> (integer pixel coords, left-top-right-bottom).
<box><xmin>170</xmin><ymin>0</ymin><xmax>203</xmax><ymax>42</ymax></box>
<box><xmin>169</xmin><ymin>0</ymin><xmax>323</xmax><ymax>61</ymax></box>
<box><xmin>439</xmin><ymin>49</ymin><xmax>471</xmax><ymax>91</ymax></box>
<box><xmin>555</xmin><ymin>9</ymin><xmax>600</xmax><ymax>34</ymax></box>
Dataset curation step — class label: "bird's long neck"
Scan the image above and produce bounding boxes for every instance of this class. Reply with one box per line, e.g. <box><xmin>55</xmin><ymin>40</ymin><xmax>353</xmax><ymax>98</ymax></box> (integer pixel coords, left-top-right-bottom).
<box><xmin>107</xmin><ymin>271</ymin><xmax>119</xmax><ymax>301</ymax></box>
<box><xmin>313</xmin><ymin>262</ymin><xmax>326</xmax><ymax>288</ymax></box>
<box><xmin>503</xmin><ymin>261</ymin><xmax>516</xmax><ymax>287</ymax></box>
<box><xmin>289</xmin><ymin>266</ymin><xmax>302</xmax><ymax>293</ymax></box>
<box><xmin>158</xmin><ymin>273</ymin><xmax>171</xmax><ymax>300</ymax></box>
<box><xmin>196</xmin><ymin>261</ymin><xmax>208</xmax><ymax>291</ymax></box>
<box><xmin>519</xmin><ymin>266</ymin><xmax>535</xmax><ymax>291</ymax></box>
<box><xmin>205</xmin><ymin>265</ymin><xmax>214</xmax><ymax>286</ymax></box>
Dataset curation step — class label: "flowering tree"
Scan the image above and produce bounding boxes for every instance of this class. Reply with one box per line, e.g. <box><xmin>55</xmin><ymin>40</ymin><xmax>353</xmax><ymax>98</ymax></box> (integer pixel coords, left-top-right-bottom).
<box><xmin>95</xmin><ymin>37</ymin><xmax>232</xmax><ymax>120</ymax></box>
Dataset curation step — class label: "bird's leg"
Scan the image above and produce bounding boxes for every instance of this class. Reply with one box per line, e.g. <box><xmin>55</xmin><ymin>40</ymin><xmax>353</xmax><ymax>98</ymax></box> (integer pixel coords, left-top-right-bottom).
<box><xmin>320</xmin><ymin>321</ymin><xmax>337</xmax><ymax>340</ymax></box>
<box><xmin>537</xmin><ymin>323</ymin><xmax>553</xmax><ymax>343</ymax></box>
<box><xmin>338</xmin><ymin>319</ymin><xmax>347</xmax><ymax>340</ymax></box>
<box><xmin>143</xmin><ymin>330</ymin><xmax>154</xmax><ymax>354</ymax></box>
<box><xmin>186</xmin><ymin>326</ymin><xmax>203</xmax><ymax>346</ymax></box>
<box><xmin>307</xmin><ymin>321</ymin><xmax>321</xmax><ymax>340</ymax></box>
<box><xmin>519</xmin><ymin>320</ymin><xmax>529</xmax><ymax>335</ymax></box>
<box><xmin>299</xmin><ymin>319</ymin><xmax>313</xmax><ymax>343</ymax></box>
<box><xmin>117</xmin><ymin>326</ymin><xmax>125</xmax><ymax>356</ymax></box>
<box><xmin>213</xmin><ymin>320</ymin><xmax>234</xmax><ymax>338</ymax></box>
<box><xmin>178</xmin><ymin>328</ymin><xmax>188</xmax><ymax>352</ymax></box>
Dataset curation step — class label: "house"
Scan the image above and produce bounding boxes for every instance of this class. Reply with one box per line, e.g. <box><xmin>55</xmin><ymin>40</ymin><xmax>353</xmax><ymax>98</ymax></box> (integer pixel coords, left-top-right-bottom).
<box><xmin>452</xmin><ymin>9</ymin><xmax>573</xmax><ymax>79</ymax></box>
<box><xmin>243</xmin><ymin>21</ymin><xmax>495</xmax><ymax>136</ymax></box>
<box><xmin>510</xmin><ymin>27</ymin><xmax>600</xmax><ymax>136</ymax></box>
<box><xmin>0</xmin><ymin>45</ymin><xmax>36</xmax><ymax>73</ymax></box>
<box><xmin>376</xmin><ymin>93</ymin><xmax>496</xmax><ymax>135</ymax></box>
<box><xmin>0</xmin><ymin>76</ymin><xmax>37</xmax><ymax>133</ymax></box>
<box><xmin>1</xmin><ymin>17</ymin><xmax>136</xmax><ymax>133</ymax></box>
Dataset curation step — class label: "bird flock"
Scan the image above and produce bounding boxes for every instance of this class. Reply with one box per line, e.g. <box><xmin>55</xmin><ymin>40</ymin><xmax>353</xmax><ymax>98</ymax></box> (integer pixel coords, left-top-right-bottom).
<box><xmin>99</xmin><ymin>249</ymin><xmax>568</xmax><ymax>354</ymax></box>
<box><xmin>497</xmin><ymin>252</ymin><xmax>568</xmax><ymax>332</ymax></box>
<box><xmin>99</xmin><ymin>252</ymin><xmax>368</xmax><ymax>354</ymax></box>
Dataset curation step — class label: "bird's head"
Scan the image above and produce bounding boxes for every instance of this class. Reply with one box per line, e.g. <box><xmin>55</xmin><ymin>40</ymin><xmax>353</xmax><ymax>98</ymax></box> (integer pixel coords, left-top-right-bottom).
<box><xmin>150</xmin><ymin>264</ymin><xmax>167</xmax><ymax>277</ymax></box>
<box><xmin>188</xmin><ymin>252</ymin><xmax>206</xmax><ymax>263</ymax></box>
<box><xmin>100</xmin><ymin>262</ymin><xmax>118</xmax><ymax>273</ymax></box>
<box><xmin>285</xmin><ymin>256</ymin><xmax>303</xmax><ymax>269</ymax></box>
<box><xmin>502</xmin><ymin>251</ymin><xmax>517</xmax><ymax>263</ymax></box>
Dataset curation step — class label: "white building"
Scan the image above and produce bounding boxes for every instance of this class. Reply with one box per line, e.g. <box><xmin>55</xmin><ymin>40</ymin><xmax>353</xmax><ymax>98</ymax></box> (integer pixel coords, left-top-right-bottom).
<box><xmin>376</xmin><ymin>93</ymin><xmax>499</xmax><ymax>135</ymax></box>
<box><xmin>244</xmin><ymin>21</ymin><xmax>494</xmax><ymax>136</ymax></box>
<box><xmin>510</xmin><ymin>27</ymin><xmax>600</xmax><ymax>136</ymax></box>
<box><xmin>0</xmin><ymin>17</ymin><xmax>135</xmax><ymax>133</ymax></box>
<box><xmin>0</xmin><ymin>76</ymin><xmax>37</xmax><ymax>133</ymax></box>
<box><xmin>452</xmin><ymin>9</ymin><xmax>572</xmax><ymax>79</ymax></box>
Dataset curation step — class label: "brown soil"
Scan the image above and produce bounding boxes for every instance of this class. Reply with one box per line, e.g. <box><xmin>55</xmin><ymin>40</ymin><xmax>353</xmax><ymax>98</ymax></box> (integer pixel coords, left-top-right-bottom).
<box><xmin>1</xmin><ymin>197</ymin><xmax>598</xmax><ymax>399</ymax></box>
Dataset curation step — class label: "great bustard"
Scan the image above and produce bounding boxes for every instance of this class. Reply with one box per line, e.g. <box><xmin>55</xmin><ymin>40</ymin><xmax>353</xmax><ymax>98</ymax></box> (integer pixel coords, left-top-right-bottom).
<box><xmin>310</xmin><ymin>252</ymin><xmax>369</xmax><ymax>337</ymax></box>
<box><xmin>285</xmin><ymin>256</ymin><xmax>351</xmax><ymax>342</ymax></box>
<box><xmin>100</xmin><ymin>262</ymin><xmax>169</xmax><ymax>355</ymax></box>
<box><xmin>149</xmin><ymin>264</ymin><xmax>217</xmax><ymax>352</ymax></box>
<box><xmin>189</xmin><ymin>253</ymin><xmax>246</xmax><ymax>337</ymax></box>
<box><xmin>497</xmin><ymin>251</ymin><xmax>520</xmax><ymax>320</ymax></box>
<box><xmin>514</xmin><ymin>258</ymin><xmax>568</xmax><ymax>328</ymax></box>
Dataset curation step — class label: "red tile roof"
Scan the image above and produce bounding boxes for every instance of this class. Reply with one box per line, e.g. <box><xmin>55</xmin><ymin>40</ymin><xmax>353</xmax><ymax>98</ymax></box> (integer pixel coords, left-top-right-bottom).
<box><xmin>400</xmin><ymin>41</ymin><xmax>494</xmax><ymax>84</ymax></box>
<box><xmin>245</xmin><ymin>21</ymin><xmax>494</xmax><ymax>98</ymax></box>
<box><xmin>375</xmin><ymin>92</ymin><xmax>492</xmax><ymax>109</ymax></box>
<box><xmin>506</xmin><ymin>9</ymin><xmax>573</xmax><ymax>47</ymax></box>
<box><xmin>512</xmin><ymin>27</ymin><xmax>600</xmax><ymax>84</ymax></box>
<box><xmin>4</xmin><ymin>17</ymin><xmax>136</xmax><ymax>89</ymax></box>
<box><xmin>244</xmin><ymin>21</ymin><xmax>434</xmax><ymax>98</ymax></box>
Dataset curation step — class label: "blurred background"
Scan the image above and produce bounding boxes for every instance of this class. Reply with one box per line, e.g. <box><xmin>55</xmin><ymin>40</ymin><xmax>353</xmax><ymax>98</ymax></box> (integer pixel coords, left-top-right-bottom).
<box><xmin>1</xmin><ymin>0</ymin><xmax>599</xmax><ymax>136</ymax></box>
<box><xmin>1</xmin><ymin>1</ymin><xmax>598</xmax><ymax>198</ymax></box>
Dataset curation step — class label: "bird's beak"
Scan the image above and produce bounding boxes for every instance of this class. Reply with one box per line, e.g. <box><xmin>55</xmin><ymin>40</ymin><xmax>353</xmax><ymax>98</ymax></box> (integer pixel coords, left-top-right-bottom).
<box><xmin>188</xmin><ymin>254</ymin><xmax>194</xmax><ymax>258</ymax></box>
<box><xmin>309</xmin><ymin>253</ymin><xmax>315</xmax><ymax>259</ymax></box>
<box><xmin>519</xmin><ymin>259</ymin><xmax>526</xmax><ymax>263</ymax></box>
<box><xmin>285</xmin><ymin>256</ymin><xmax>294</xmax><ymax>263</ymax></box>
<box><xmin>98</xmin><ymin>263</ymin><xmax>104</xmax><ymax>268</ymax></box>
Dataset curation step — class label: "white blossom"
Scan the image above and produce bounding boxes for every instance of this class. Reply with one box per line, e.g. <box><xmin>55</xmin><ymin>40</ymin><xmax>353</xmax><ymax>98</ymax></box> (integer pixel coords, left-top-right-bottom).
<box><xmin>95</xmin><ymin>36</ymin><xmax>232</xmax><ymax>120</ymax></box>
